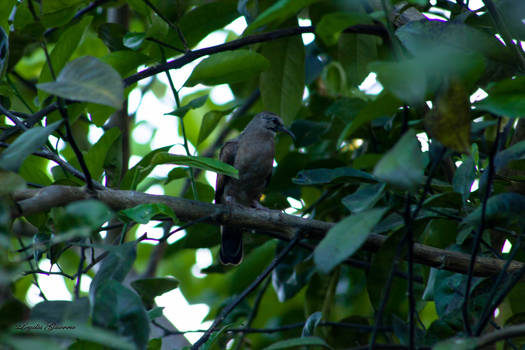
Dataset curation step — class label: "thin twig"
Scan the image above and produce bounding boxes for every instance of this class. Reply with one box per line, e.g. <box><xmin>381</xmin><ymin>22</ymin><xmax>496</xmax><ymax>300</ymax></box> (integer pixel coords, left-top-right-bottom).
<box><xmin>191</xmin><ymin>231</ymin><xmax>304</xmax><ymax>349</ymax></box>
<box><xmin>463</xmin><ymin>117</ymin><xmax>501</xmax><ymax>335</ymax></box>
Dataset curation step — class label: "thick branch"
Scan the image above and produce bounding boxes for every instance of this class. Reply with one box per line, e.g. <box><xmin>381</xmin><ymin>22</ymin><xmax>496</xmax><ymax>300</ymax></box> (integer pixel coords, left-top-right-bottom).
<box><xmin>12</xmin><ymin>185</ymin><xmax>525</xmax><ymax>278</ymax></box>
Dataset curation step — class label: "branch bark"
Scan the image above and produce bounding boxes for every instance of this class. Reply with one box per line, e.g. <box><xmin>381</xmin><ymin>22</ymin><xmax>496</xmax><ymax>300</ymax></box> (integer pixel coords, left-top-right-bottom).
<box><xmin>12</xmin><ymin>185</ymin><xmax>524</xmax><ymax>278</ymax></box>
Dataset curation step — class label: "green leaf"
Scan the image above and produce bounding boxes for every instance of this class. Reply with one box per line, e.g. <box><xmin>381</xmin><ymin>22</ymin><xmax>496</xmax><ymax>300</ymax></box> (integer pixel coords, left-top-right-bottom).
<box><xmin>91</xmin><ymin>279</ymin><xmax>150</xmax><ymax>350</ymax></box>
<box><xmin>123</xmin><ymin>32</ymin><xmax>146</xmax><ymax>50</ymax></box>
<box><xmin>475</xmin><ymin>76</ymin><xmax>525</xmax><ymax>117</ymax></box>
<box><xmin>316</xmin><ymin>12</ymin><xmax>371</xmax><ymax>46</ymax></box>
<box><xmin>260</xmin><ymin>35</ymin><xmax>305</xmax><ymax>125</ymax></box>
<box><xmin>494</xmin><ymin>139</ymin><xmax>525</xmax><ymax>171</ymax></box>
<box><xmin>30</xmin><ymin>298</ymin><xmax>89</xmax><ymax>324</ymax></box>
<box><xmin>461</xmin><ymin>192</ymin><xmax>525</xmax><ymax>229</ymax></box>
<box><xmin>84</xmin><ymin>127</ymin><xmax>120</xmax><ymax>180</ymax></box>
<box><xmin>452</xmin><ymin>156</ymin><xmax>476</xmax><ymax>202</ymax></box>
<box><xmin>37</xmin><ymin>56</ymin><xmax>124</xmax><ymax>108</ymax></box>
<box><xmin>119</xmin><ymin>203</ymin><xmax>177</xmax><ymax>224</ymax></box>
<box><xmin>151</xmin><ymin>153</ymin><xmax>239</xmax><ymax>178</ymax></box>
<box><xmin>302</xmin><ymin>312</ymin><xmax>323</xmax><ymax>337</ymax></box>
<box><xmin>184</xmin><ymin>50</ymin><xmax>269</xmax><ymax>87</ymax></box>
<box><xmin>90</xmin><ymin>242</ymin><xmax>137</xmax><ymax>294</ymax></box>
<box><xmin>433</xmin><ymin>338</ymin><xmax>478</xmax><ymax>350</ymax></box>
<box><xmin>120</xmin><ymin>145</ymin><xmax>173</xmax><ymax>190</ymax></box>
<box><xmin>425</xmin><ymin>81</ymin><xmax>471</xmax><ymax>153</ymax></box>
<box><xmin>337</xmin><ymin>92</ymin><xmax>401</xmax><ymax>144</ymax></box>
<box><xmin>131</xmin><ymin>277</ymin><xmax>179</xmax><ymax>307</ymax></box>
<box><xmin>0</xmin><ymin>171</ymin><xmax>26</xmax><ymax>195</ymax></box>
<box><xmin>165</xmin><ymin>94</ymin><xmax>208</xmax><ymax>118</ymax></box>
<box><xmin>38</xmin><ymin>16</ymin><xmax>93</xmax><ymax>103</ymax></box>
<box><xmin>262</xmin><ymin>336</ymin><xmax>332</xmax><ymax>350</ymax></box>
<box><xmin>174</xmin><ymin>0</ymin><xmax>238</xmax><ymax>48</ymax></box>
<box><xmin>342</xmin><ymin>183</ymin><xmax>385</xmax><ymax>213</ymax></box>
<box><xmin>0</xmin><ymin>121</ymin><xmax>62</xmax><ymax>172</ymax></box>
<box><xmin>98</xmin><ymin>23</ymin><xmax>127</xmax><ymax>52</ymax></box>
<box><xmin>314</xmin><ymin>208</ymin><xmax>387</xmax><ymax>274</ymax></box>
<box><xmin>370</xmin><ymin>59</ymin><xmax>426</xmax><ymax>105</ymax></box>
<box><xmin>373</xmin><ymin>129</ymin><xmax>425</xmax><ymax>190</ymax></box>
<box><xmin>293</xmin><ymin>167</ymin><xmax>374</xmax><ymax>185</ymax></box>
<box><xmin>197</xmin><ymin>108</ymin><xmax>233</xmax><ymax>145</ymax></box>
<box><xmin>246</xmin><ymin>0</ymin><xmax>321</xmax><ymax>34</ymax></box>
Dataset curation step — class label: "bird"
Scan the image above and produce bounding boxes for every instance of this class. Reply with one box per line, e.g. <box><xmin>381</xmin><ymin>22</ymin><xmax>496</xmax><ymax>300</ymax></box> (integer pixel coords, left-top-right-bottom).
<box><xmin>215</xmin><ymin>112</ymin><xmax>295</xmax><ymax>265</ymax></box>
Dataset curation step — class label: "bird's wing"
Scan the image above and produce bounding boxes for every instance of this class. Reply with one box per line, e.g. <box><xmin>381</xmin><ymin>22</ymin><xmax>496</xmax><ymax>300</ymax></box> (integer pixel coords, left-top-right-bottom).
<box><xmin>215</xmin><ymin>139</ymin><xmax>238</xmax><ymax>204</ymax></box>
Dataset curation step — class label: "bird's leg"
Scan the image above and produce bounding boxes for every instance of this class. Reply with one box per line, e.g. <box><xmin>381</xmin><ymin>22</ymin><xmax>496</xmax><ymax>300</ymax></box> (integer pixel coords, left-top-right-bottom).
<box><xmin>224</xmin><ymin>195</ymin><xmax>245</xmax><ymax>208</ymax></box>
<box><xmin>252</xmin><ymin>200</ymin><xmax>270</xmax><ymax>211</ymax></box>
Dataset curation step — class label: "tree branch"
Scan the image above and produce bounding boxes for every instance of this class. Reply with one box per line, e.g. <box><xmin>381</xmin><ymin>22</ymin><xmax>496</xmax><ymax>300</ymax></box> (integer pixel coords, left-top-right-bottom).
<box><xmin>12</xmin><ymin>185</ymin><xmax>525</xmax><ymax>278</ymax></box>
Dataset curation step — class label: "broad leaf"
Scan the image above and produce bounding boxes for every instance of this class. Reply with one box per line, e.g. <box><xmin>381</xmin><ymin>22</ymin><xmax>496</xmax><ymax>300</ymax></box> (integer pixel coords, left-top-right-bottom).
<box><xmin>185</xmin><ymin>50</ymin><xmax>269</xmax><ymax>87</ymax></box>
<box><xmin>293</xmin><ymin>167</ymin><xmax>374</xmax><ymax>185</ymax></box>
<box><xmin>165</xmin><ymin>94</ymin><xmax>208</xmax><ymax>118</ymax></box>
<box><xmin>246</xmin><ymin>0</ymin><xmax>321</xmax><ymax>34</ymax></box>
<box><xmin>475</xmin><ymin>76</ymin><xmax>525</xmax><ymax>117</ymax></box>
<box><xmin>314</xmin><ymin>208</ymin><xmax>387</xmax><ymax>274</ymax></box>
<box><xmin>425</xmin><ymin>81</ymin><xmax>471</xmax><ymax>153</ymax></box>
<box><xmin>338</xmin><ymin>92</ymin><xmax>401</xmax><ymax>144</ymax></box>
<box><xmin>151</xmin><ymin>153</ymin><xmax>239</xmax><ymax>178</ymax></box>
<box><xmin>316</xmin><ymin>12</ymin><xmax>371</xmax><ymax>46</ymax></box>
<box><xmin>373</xmin><ymin>129</ymin><xmax>425</xmax><ymax>190</ymax></box>
<box><xmin>119</xmin><ymin>203</ymin><xmax>177</xmax><ymax>224</ymax></box>
<box><xmin>302</xmin><ymin>312</ymin><xmax>323</xmax><ymax>337</ymax></box>
<box><xmin>260</xmin><ymin>36</ymin><xmax>305</xmax><ymax>125</ymax></box>
<box><xmin>37</xmin><ymin>56</ymin><xmax>124</xmax><ymax>108</ymax></box>
<box><xmin>0</xmin><ymin>121</ymin><xmax>62</xmax><ymax>172</ymax></box>
<box><xmin>452</xmin><ymin>156</ymin><xmax>476</xmax><ymax>201</ymax></box>
<box><xmin>461</xmin><ymin>192</ymin><xmax>525</xmax><ymax>229</ymax></box>
<box><xmin>342</xmin><ymin>183</ymin><xmax>385</xmax><ymax>213</ymax></box>
<box><xmin>197</xmin><ymin>108</ymin><xmax>233</xmax><ymax>144</ymax></box>
<box><xmin>38</xmin><ymin>16</ymin><xmax>93</xmax><ymax>103</ymax></box>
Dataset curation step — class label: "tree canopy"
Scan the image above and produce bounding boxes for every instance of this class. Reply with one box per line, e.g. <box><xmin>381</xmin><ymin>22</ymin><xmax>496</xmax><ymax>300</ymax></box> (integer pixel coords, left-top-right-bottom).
<box><xmin>1</xmin><ymin>0</ymin><xmax>525</xmax><ymax>349</ymax></box>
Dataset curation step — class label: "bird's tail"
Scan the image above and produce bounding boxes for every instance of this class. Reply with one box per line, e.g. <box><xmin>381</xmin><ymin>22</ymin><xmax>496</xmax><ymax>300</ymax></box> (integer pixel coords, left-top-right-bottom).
<box><xmin>220</xmin><ymin>226</ymin><xmax>243</xmax><ymax>265</ymax></box>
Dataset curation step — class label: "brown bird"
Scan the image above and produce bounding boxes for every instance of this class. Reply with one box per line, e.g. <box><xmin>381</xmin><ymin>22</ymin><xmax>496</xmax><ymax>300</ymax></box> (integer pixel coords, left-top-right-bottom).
<box><xmin>215</xmin><ymin>112</ymin><xmax>295</xmax><ymax>265</ymax></box>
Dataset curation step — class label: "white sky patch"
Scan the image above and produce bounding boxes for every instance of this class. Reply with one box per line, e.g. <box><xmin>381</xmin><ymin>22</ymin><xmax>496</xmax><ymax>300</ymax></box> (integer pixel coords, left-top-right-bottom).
<box><xmin>127</xmin><ymin>87</ymin><xmax>142</xmax><ymax>115</ymax></box>
<box><xmin>468</xmin><ymin>0</ymin><xmax>485</xmax><ymax>11</ymax></box>
<box><xmin>146</xmin><ymin>184</ymin><xmax>164</xmax><ymax>195</ymax></box>
<box><xmin>359</xmin><ymin>72</ymin><xmax>383</xmax><ymax>95</ymax></box>
<box><xmin>470</xmin><ymin>88</ymin><xmax>488</xmax><ymax>104</ymax></box>
<box><xmin>502</xmin><ymin>239</ymin><xmax>513</xmax><ymax>254</ymax></box>
<box><xmin>26</xmin><ymin>259</ymin><xmax>72</xmax><ymax>306</ymax></box>
<box><xmin>471</xmin><ymin>178</ymin><xmax>479</xmax><ymax>192</ymax></box>
<box><xmin>494</xmin><ymin>307</ymin><xmax>500</xmax><ymax>318</ymax></box>
<box><xmin>88</xmin><ymin>124</ymin><xmax>104</xmax><ymax>144</ymax></box>
<box><xmin>192</xmin><ymin>248</ymin><xmax>213</xmax><ymax>279</ymax></box>
<box><xmin>133</xmin><ymin>123</ymin><xmax>154</xmax><ymax>144</ymax></box>
<box><xmin>416</xmin><ymin>132</ymin><xmax>429</xmax><ymax>152</ymax></box>
<box><xmin>166</xmin><ymin>229</ymin><xmax>186</xmax><ymax>244</ymax></box>
<box><xmin>129</xmin><ymin>154</ymin><xmax>141</xmax><ymax>168</ymax></box>
<box><xmin>225</xmin><ymin>16</ymin><xmax>247</xmax><ymax>35</ymax></box>
<box><xmin>135</xmin><ymin>220</ymin><xmax>165</xmax><ymax>241</ymax></box>
<box><xmin>210</xmin><ymin>84</ymin><xmax>234</xmax><ymax>105</ymax></box>
<box><xmin>298</xmin><ymin>18</ymin><xmax>315</xmax><ymax>45</ymax></box>
<box><xmin>80</xmin><ymin>274</ymin><xmax>92</xmax><ymax>293</ymax></box>
<box><xmin>156</xmin><ymin>289</ymin><xmax>212</xmax><ymax>344</ymax></box>
<box><xmin>303</xmin><ymin>86</ymin><xmax>310</xmax><ymax>101</ymax></box>
<box><xmin>205</xmin><ymin>171</ymin><xmax>217</xmax><ymax>189</ymax></box>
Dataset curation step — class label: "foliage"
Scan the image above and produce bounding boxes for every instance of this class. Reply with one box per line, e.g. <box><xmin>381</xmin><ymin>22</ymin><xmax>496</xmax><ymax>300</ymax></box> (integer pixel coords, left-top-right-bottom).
<box><xmin>1</xmin><ymin>0</ymin><xmax>525</xmax><ymax>349</ymax></box>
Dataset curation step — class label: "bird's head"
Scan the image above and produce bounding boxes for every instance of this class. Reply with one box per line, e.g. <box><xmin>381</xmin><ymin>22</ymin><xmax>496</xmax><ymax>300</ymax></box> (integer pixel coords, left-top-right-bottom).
<box><xmin>251</xmin><ymin>112</ymin><xmax>295</xmax><ymax>140</ymax></box>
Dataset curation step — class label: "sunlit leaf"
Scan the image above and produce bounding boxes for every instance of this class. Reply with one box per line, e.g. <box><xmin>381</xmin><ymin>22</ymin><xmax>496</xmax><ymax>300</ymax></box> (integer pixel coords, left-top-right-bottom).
<box><xmin>185</xmin><ymin>50</ymin><xmax>269</xmax><ymax>87</ymax></box>
<box><xmin>475</xmin><ymin>76</ymin><xmax>525</xmax><ymax>117</ymax></box>
<box><xmin>151</xmin><ymin>153</ymin><xmax>239</xmax><ymax>178</ymax></box>
<box><xmin>316</xmin><ymin>12</ymin><xmax>371</xmax><ymax>46</ymax></box>
<box><xmin>373</xmin><ymin>129</ymin><xmax>425</xmax><ymax>190</ymax></box>
<box><xmin>0</xmin><ymin>121</ymin><xmax>62</xmax><ymax>172</ymax></box>
<box><xmin>260</xmin><ymin>36</ymin><xmax>304</xmax><ymax>125</ymax></box>
<box><xmin>37</xmin><ymin>56</ymin><xmax>124</xmax><ymax>108</ymax></box>
<box><xmin>165</xmin><ymin>94</ymin><xmax>208</xmax><ymax>118</ymax></box>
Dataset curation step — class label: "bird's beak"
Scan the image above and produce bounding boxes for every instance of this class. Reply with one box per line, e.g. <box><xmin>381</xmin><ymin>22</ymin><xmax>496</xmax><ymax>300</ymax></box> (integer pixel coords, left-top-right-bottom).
<box><xmin>278</xmin><ymin>125</ymin><xmax>295</xmax><ymax>141</ymax></box>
